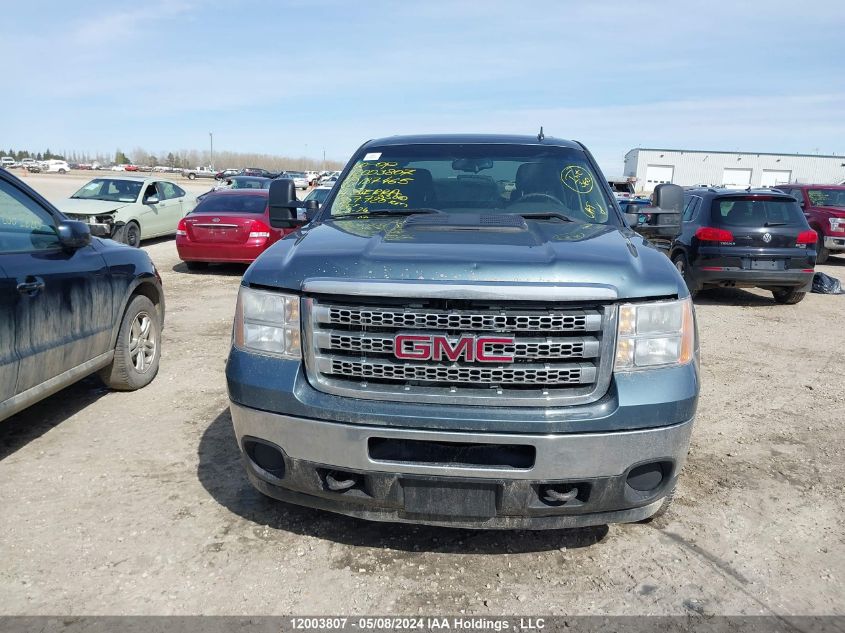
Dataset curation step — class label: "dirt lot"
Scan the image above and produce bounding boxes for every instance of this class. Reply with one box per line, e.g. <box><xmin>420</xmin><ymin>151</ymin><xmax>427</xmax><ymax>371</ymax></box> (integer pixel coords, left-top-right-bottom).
<box><xmin>1</xmin><ymin>172</ymin><xmax>843</xmax><ymax>616</ymax></box>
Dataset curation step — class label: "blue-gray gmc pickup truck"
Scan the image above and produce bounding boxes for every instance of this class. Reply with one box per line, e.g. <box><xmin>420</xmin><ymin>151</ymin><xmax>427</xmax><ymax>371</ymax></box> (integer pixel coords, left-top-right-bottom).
<box><xmin>225</xmin><ymin>134</ymin><xmax>699</xmax><ymax>529</ymax></box>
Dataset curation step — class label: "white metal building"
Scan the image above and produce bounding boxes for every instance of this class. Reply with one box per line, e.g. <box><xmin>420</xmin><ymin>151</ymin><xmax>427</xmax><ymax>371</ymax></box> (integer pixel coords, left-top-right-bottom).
<box><xmin>623</xmin><ymin>148</ymin><xmax>845</xmax><ymax>192</ymax></box>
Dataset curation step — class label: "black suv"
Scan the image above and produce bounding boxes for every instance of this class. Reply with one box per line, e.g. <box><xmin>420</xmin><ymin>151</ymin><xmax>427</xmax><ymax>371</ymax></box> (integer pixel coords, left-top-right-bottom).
<box><xmin>1</xmin><ymin>169</ymin><xmax>165</xmax><ymax>421</ymax></box>
<box><xmin>670</xmin><ymin>188</ymin><xmax>816</xmax><ymax>304</ymax></box>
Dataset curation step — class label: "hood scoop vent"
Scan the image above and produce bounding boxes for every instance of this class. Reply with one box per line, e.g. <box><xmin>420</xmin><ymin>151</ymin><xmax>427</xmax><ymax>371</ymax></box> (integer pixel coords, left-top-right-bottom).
<box><xmin>403</xmin><ymin>213</ymin><xmax>528</xmax><ymax>232</ymax></box>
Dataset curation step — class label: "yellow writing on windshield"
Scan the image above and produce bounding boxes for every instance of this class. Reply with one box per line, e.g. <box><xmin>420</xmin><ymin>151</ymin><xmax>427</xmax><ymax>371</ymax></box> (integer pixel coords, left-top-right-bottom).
<box><xmin>561</xmin><ymin>165</ymin><xmax>594</xmax><ymax>194</ymax></box>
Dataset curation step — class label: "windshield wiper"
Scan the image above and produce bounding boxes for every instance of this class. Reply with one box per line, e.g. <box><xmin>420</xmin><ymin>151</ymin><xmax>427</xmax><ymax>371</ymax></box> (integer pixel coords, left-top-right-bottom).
<box><xmin>514</xmin><ymin>211</ymin><xmax>574</xmax><ymax>222</ymax></box>
<box><xmin>334</xmin><ymin>208</ymin><xmax>444</xmax><ymax>219</ymax></box>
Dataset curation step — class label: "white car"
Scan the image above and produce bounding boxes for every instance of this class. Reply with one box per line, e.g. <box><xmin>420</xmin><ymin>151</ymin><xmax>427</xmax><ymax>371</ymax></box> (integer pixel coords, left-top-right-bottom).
<box><xmin>0</xmin><ymin>157</ymin><xmax>15</xmax><ymax>168</ymax></box>
<box><xmin>59</xmin><ymin>177</ymin><xmax>196</xmax><ymax>247</ymax></box>
<box><xmin>42</xmin><ymin>160</ymin><xmax>70</xmax><ymax>173</ymax></box>
<box><xmin>282</xmin><ymin>171</ymin><xmax>310</xmax><ymax>190</ymax></box>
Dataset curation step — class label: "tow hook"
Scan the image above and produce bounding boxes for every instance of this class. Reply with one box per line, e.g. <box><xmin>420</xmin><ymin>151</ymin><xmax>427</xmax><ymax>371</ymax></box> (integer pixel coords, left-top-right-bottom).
<box><xmin>325</xmin><ymin>471</ymin><xmax>358</xmax><ymax>492</ymax></box>
<box><xmin>541</xmin><ymin>486</ymin><xmax>579</xmax><ymax>504</ymax></box>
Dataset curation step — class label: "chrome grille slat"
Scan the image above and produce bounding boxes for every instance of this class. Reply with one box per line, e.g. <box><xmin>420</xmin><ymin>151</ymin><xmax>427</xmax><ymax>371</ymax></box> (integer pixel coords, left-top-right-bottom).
<box><xmin>313</xmin><ymin>330</ymin><xmax>600</xmax><ymax>360</ymax></box>
<box><xmin>316</xmin><ymin>355</ymin><xmax>596</xmax><ymax>385</ymax></box>
<box><xmin>304</xmin><ymin>298</ymin><xmax>616</xmax><ymax>407</ymax></box>
<box><xmin>314</xmin><ymin>304</ymin><xmax>601</xmax><ymax>332</ymax></box>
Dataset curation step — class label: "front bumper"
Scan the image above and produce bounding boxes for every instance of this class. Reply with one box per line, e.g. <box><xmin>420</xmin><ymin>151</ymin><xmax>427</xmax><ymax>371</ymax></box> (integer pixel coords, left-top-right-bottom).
<box><xmin>230</xmin><ymin>402</ymin><xmax>694</xmax><ymax>529</ymax></box>
<box><xmin>824</xmin><ymin>236</ymin><xmax>845</xmax><ymax>251</ymax></box>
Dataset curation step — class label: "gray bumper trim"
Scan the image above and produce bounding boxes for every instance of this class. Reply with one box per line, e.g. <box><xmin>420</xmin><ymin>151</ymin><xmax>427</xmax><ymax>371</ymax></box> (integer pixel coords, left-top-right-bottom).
<box><xmin>229</xmin><ymin>402</ymin><xmax>694</xmax><ymax>480</ymax></box>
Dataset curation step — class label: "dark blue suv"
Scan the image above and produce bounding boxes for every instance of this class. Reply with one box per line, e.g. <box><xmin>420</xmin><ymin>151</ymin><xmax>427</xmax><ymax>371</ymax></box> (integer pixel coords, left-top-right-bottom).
<box><xmin>670</xmin><ymin>188</ymin><xmax>816</xmax><ymax>304</ymax></box>
<box><xmin>0</xmin><ymin>169</ymin><xmax>165</xmax><ymax>422</ymax></box>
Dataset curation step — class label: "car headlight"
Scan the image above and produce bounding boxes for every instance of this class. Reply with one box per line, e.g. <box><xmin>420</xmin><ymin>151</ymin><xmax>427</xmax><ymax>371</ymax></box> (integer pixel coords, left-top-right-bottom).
<box><xmin>829</xmin><ymin>218</ymin><xmax>845</xmax><ymax>232</ymax></box>
<box><xmin>614</xmin><ymin>298</ymin><xmax>695</xmax><ymax>370</ymax></box>
<box><xmin>233</xmin><ymin>286</ymin><xmax>301</xmax><ymax>359</ymax></box>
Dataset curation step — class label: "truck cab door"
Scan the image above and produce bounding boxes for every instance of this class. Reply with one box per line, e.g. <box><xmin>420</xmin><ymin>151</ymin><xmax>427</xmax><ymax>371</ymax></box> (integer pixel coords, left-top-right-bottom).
<box><xmin>0</xmin><ymin>261</ymin><xmax>18</xmax><ymax>406</ymax></box>
<box><xmin>0</xmin><ymin>177</ymin><xmax>113</xmax><ymax>396</ymax></box>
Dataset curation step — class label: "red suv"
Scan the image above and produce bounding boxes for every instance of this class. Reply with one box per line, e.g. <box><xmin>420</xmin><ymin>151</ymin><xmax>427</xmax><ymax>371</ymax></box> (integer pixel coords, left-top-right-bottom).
<box><xmin>776</xmin><ymin>184</ymin><xmax>845</xmax><ymax>263</ymax></box>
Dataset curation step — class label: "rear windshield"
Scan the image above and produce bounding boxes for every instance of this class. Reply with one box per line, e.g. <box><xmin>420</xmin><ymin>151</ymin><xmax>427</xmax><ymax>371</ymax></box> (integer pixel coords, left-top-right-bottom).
<box><xmin>808</xmin><ymin>188</ymin><xmax>845</xmax><ymax>208</ymax></box>
<box><xmin>712</xmin><ymin>196</ymin><xmax>805</xmax><ymax>226</ymax></box>
<box><xmin>304</xmin><ymin>187</ymin><xmax>332</xmax><ymax>204</ymax></box>
<box><xmin>194</xmin><ymin>194</ymin><xmax>267</xmax><ymax>214</ymax></box>
<box><xmin>325</xmin><ymin>143</ymin><xmax>617</xmax><ymax>225</ymax></box>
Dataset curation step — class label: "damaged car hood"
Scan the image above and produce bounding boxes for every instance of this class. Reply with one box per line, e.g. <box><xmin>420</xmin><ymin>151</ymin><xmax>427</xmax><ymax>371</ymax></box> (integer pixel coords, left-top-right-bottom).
<box><xmin>57</xmin><ymin>198</ymin><xmax>133</xmax><ymax>216</ymax></box>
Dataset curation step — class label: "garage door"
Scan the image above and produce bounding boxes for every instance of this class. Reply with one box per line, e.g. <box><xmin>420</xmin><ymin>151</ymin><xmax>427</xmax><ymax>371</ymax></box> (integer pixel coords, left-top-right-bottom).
<box><xmin>722</xmin><ymin>168</ymin><xmax>752</xmax><ymax>187</ymax></box>
<box><xmin>761</xmin><ymin>169</ymin><xmax>792</xmax><ymax>187</ymax></box>
<box><xmin>645</xmin><ymin>165</ymin><xmax>674</xmax><ymax>191</ymax></box>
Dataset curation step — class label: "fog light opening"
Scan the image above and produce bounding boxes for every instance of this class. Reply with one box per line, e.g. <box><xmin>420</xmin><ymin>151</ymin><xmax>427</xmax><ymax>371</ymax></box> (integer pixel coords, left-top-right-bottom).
<box><xmin>244</xmin><ymin>439</ymin><xmax>286</xmax><ymax>479</ymax></box>
<box><xmin>626</xmin><ymin>461</ymin><xmax>670</xmax><ymax>492</ymax></box>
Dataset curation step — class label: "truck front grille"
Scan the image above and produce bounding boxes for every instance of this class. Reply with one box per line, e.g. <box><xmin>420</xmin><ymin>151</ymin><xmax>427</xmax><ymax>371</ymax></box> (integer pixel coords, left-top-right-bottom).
<box><xmin>304</xmin><ymin>298</ymin><xmax>616</xmax><ymax>407</ymax></box>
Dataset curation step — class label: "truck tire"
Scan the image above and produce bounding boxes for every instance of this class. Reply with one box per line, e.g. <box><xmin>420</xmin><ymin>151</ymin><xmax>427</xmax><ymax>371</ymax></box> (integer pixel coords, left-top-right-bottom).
<box><xmin>187</xmin><ymin>172</ymin><xmax>196</xmax><ymax>180</ymax></box>
<box><xmin>98</xmin><ymin>295</ymin><xmax>161</xmax><ymax>391</ymax></box>
<box><xmin>672</xmin><ymin>252</ymin><xmax>699</xmax><ymax>298</ymax></box>
<box><xmin>772</xmin><ymin>288</ymin><xmax>806</xmax><ymax>304</ymax></box>
<box><xmin>116</xmin><ymin>221</ymin><xmax>142</xmax><ymax>248</ymax></box>
<box><xmin>816</xmin><ymin>233</ymin><xmax>829</xmax><ymax>264</ymax></box>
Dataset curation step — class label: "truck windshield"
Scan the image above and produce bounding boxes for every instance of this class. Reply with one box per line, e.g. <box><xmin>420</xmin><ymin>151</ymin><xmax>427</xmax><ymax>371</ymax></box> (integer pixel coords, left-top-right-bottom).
<box><xmin>326</xmin><ymin>144</ymin><xmax>617</xmax><ymax>224</ymax></box>
<box><xmin>808</xmin><ymin>188</ymin><xmax>845</xmax><ymax>208</ymax></box>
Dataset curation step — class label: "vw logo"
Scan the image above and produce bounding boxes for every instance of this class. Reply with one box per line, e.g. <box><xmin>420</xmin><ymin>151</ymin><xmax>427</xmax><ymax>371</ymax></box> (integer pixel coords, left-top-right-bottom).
<box><xmin>212</xmin><ymin>217</ymin><xmax>221</xmax><ymax>223</ymax></box>
<box><xmin>762</xmin><ymin>232</ymin><xmax>772</xmax><ymax>243</ymax></box>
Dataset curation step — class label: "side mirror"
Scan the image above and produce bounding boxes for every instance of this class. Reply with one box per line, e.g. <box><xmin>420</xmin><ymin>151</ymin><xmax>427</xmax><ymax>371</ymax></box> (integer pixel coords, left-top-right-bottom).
<box><xmin>144</xmin><ymin>195</ymin><xmax>160</xmax><ymax>205</ymax></box>
<box><xmin>268</xmin><ymin>178</ymin><xmax>304</xmax><ymax>229</ymax></box>
<box><xmin>303</xmin><ymin>199</ymin><xmax>319</xmax><ymax>222</ymax></box>
<box><xmin>57</xmin><ymin>220</ymin><xmax>91</xmax><ymax>249</ymax></box>
<box><xmin>625</xmin><ymin>212</ymin><xmax>640</xmax><ymax>226</ymax></box>
<box><xmin>652</xmin><ymin>183</ymin><xmax>684</xmax><ymax>213</ymax></box>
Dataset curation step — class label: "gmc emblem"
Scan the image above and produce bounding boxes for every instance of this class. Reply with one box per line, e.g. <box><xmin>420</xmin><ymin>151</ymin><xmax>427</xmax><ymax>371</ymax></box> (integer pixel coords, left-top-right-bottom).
<box><xmin>394</xmin><ymin>334</ymin><xmax>515</xmax><ymax>363</ymax></box>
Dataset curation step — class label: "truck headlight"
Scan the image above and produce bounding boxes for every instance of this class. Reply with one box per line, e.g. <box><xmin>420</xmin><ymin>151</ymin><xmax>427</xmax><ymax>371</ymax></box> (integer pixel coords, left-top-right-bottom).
<box><xmin>614</xmin><ymin>298</ymin><xmax>695</xmax><ymax>370</ymax></box>
<box><xmin>829</xmin><ymin>218</ymin><xmax>845</xmax><ymax>233</ymax></box>
<box><xmin>233</xmin><ymin>286</ymin><xmax>301</xmax><ymax>359</ymax></box>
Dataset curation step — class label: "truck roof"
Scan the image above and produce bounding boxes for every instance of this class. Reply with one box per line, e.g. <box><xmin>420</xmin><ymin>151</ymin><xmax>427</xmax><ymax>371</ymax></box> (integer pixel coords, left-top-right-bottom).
<box><xmin>363</xmin><ymin>133</ymin><xmax>583</xmax><ymax>149</ymax></box>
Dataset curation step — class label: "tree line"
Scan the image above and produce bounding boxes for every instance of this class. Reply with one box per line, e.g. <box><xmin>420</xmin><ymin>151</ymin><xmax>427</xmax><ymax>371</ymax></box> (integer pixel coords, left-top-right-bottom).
<box><xmin>0</xmin><ymin>147</ymin><xmax>345</xmax><ymax>171</ymax></box>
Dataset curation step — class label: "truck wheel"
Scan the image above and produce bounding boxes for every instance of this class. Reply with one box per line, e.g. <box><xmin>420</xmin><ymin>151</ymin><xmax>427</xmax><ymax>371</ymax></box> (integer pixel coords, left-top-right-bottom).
<box><xmin>185</xmin><ymin>261</ymin><xmax>208</xmax><ymax>271</ymax></box>
<box><xmin>187</xmin><ymin>173</ymin><xmax>196</xmax><ymax>180</ymax></box>
<box><xmin>117</xmin><ymin>221</ymin><xmax>142</xmax><ymax>248</ymax></box>
<box><xmin>816</xmin><ymin>233</ymin><xmax>829</xmax><ymax>264</ymax></box>
<box><xmin>772</xmin><ymin>288</ymin><xmax>806</xmax><ymax>304</ymax></box>
<box><xmin>672</xmin><ymin>253</ymin><xmax>699</xmax><ymax>298</ymax></box>
<box><xmin>98</xmin><ymin>295</ymin><xmax>161</xmax><ymax>391</ymax></box>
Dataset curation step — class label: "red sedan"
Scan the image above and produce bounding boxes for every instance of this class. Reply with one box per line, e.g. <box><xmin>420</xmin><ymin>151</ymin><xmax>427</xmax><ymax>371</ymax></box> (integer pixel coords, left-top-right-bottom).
<box><xmin>176</xmin><ymin>189</ymin><xmax>293</xmax><ymax>269</ymax></box>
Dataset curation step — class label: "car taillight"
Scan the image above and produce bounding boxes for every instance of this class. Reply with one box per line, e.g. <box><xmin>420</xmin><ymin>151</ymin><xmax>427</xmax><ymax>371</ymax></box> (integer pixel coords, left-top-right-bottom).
<box><xmin>695</xmin><ymin>226</ymin><xmax>734</xmax><ymax>242</ymax></box>
<box><xmin>176</xmin><ymin>218</ymin><xmax>187</xmax><ymax>236</ymax></box>
<box><xmin>248</xmin><ymin>220</ymin><xmax>271</xmax><ymax>239</ymax></box>
<box><xmin>797</xmin><ymin>229</ymin><xmax>817</xmax><ymax>244</ymax></box>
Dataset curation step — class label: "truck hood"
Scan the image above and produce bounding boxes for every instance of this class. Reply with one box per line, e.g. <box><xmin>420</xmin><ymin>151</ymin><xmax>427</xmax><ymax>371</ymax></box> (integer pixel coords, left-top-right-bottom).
<box><xmin>245</xmin><ymin>217</ymin><xmax>687</xmax><ymax>300</ymax></box>
<box><xmin>57</xmin><ymin>198</ymin><xmax>132</xmax><ymax>216</ymax></box>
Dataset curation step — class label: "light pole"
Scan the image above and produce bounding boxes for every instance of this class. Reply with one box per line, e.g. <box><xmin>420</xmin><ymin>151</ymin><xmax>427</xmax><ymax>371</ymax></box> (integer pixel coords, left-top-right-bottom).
<box><xmin>209</xmin><ymin>132</ymin><xmax>213</xmax><ymax>169</ymax></box>
<box><xmin>322</xmin><ymin>148</ymin><xmax>326</xmax><ymax>170</ymax></box>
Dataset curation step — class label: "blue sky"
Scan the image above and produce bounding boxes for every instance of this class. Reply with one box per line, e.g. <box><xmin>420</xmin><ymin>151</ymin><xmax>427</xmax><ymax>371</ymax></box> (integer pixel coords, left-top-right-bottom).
<box><xmin>2</xmin><ymin>0</ymin><xmax>844</xmax><ymax>176</ymax></box>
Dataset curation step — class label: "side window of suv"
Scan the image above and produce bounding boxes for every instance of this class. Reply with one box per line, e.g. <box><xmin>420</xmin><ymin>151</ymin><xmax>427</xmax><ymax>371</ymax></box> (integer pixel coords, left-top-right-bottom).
<box><xmin>682</xmin><ymin>196</ymin><xmax>700</xmax><ymax>222</ymax></box>
<box><xmin>0</xmin><ymin>180</ymin><xmax>61</xmax><ymax>253</ymax></box>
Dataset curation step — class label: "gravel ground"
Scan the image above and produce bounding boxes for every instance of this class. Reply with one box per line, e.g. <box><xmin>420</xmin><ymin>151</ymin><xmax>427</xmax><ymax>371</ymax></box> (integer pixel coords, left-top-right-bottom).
<box><xmin>0</xmin><ymin>172</ymin><xmax>843</xmax><ymax>616</ymax></box>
